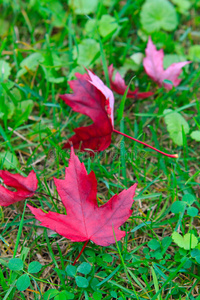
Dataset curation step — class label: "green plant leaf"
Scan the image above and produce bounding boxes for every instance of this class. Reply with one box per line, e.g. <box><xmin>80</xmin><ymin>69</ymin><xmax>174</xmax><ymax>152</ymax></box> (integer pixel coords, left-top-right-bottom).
<box><xmin>187</xmin><ymin>207</ymin><xmax>198</xmax><ymax>217</ymax></box>
<box><xmin>12</xmin><ymin>100</ymin><xmax>34</xmax><ymax>127</ymax></box>
<box><xmin>182</xmin><ymin>194</ymin><xmax>195</xmax><ymax>205</ymax></box>
<box><xmin>43</xmin><ymin>289</ymin><xmax>59</xmax><ymax>300</ymax></box>
<box><xmin>171</xmin><ymin>0</ymin><xmax>191</xmax><ymax>14</ymax></box>
<box><xmin>16</xmin><ymin>274</ymin><xmax>30</xmax><ymax>291</ymax></box>
<box><xmin>191</xmin><ymin>130</ymin><xmax>200</xmax><ymax>142</ymax></box>
<box><xmin>73</xmin><ymin>39</ymin><xmax>100</xmax><ymax>67</ymax></box>
<box><xmin>98</xmin><ymin>14</ymin><xmax>118</xmax><ymax>37</ymax></box>
<box><xmin>0</xmin><ymin>60</ymin><xmax>11</xmax><ymax>81</ymax></box>
<box><xmin>102</xmin><ymin>253</ymin><xmax>113</xmax><ymax>262</ymax></box>
<box><xmin>28</xmin><ymin>261</ymin><xmax>42</xmax><ymax>274</ymax></box>
<box><xmin>148</xmin><ymin>239</ymin><xmax>160</xmax><ymax>250</ymax></box>
<box><xmin>188</xmin><ymin>45</ymin><xmax>200</xmax><ymax>62</ymax></box>
<box><xmin>77</xmin><ymin>262</ymin><xmax>91</xmax><ymax>275</ymax></box>
<box><xmin>69</xmin><ymin>0</ymin><xmax>98</xmax><ymax>15</ymax></box>
<box><xmin>65</xmin><ymin>265</ymin><xmax>76</xmax><ymax>277</ymax></box>
<box><xmin>17</xmin><ymin>53</ymin><xmax>44</xmax><ymax>78</ymax></box>
<box><xmin>140</xmin><ymin>0</ymin><xmax>178</xmax><ymax>33</ymax></box>
<box><xmin>93</xmin><ymin>291</ymin><xmax>102</xmax><ymax>300</ymax></box>
<box><xmin>55</xmin><ymin>290</ymin><xmax>74</xmax><ymax>300</ymax></box>
<box><xmin>164</xmin><ymin>109</ymin><xmax>190</xmax><ymax>146</ymax></box>
<box><xmin>8</xmin><ymin>258</ymin><xmax>23</xmax><ymax>271</ymax></box>
<box><xmin>0</xmin><ymin>151</ymin><xmax>19</xmax><ymax>169</ymax></box>
<box><xmin>191</xmin><ymin>249</ymin><xmax>200</xmax><ymax>258</ymax></box>
<box><xmin>171</xmin><ymin>201</ymin><xmax>186</xmax><ymax>214</ymax></box>
<box><xmin>75</xmin><ymin>276</ymin><xmax>89</xmax><ymax>288</ymax></box>
<box><xmin>172</xmin><ymin>232</ymin><xmax>198</xmax><ymax>250</ymax></box>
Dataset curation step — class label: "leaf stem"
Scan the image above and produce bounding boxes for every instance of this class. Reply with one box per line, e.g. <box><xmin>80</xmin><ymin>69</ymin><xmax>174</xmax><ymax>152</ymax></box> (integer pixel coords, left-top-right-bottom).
<box><xmin>113</xmin><ymin>129</ymin><xmax>178</xmax><ymax>159</ymax></box>
<box><xmin>73</xmin><ymin>240</ymin><xmax>89</xmax><ymax>265</ymax></box>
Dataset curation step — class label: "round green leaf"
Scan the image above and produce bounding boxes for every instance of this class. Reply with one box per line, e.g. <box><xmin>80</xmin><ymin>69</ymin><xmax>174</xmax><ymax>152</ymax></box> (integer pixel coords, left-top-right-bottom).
<box><xmin>183</xmin><ymin>233</ymin><xmax>198</xmax><ymax>250</ymax></box>
<box><xmin>77</xmin><ymin>262</ymin><xmax>91</xmax><ymax>275</ymax></box>
<box><xmin>75</xmin><ymin>276</ymin><xmax>89</xmax><ymax>288</ymax></box>
<box><xmin>73</xmin><ymin>39</ymin><xmax>100</xmax><ymax>67</ymax></box>
<box><xmin>65</xmin><ymin>265</ymin><xmax>76</xmax><ymax>277</ymax></box>
<box><xmin>16</xmin><ymin>274</ymin><xmax>30</xmax><ymax>291</ymax></box>
<box><xmin>187</xmin><ymin>207</ymin><xmax>198</xmax><ymax>217</ymax></box>
<box><xmin>140</xmin><ymin>0</ymin><xmax>178</xmax><ymax>33</ymax></box>
<box><xmin>182</xmin><ymin>194</ymin><xmax>195</xmax><ymax>205</ymax></box>
<box><xmin>148</xmin><ymin>239</ymin><xmax>160</xmax><ymax>250</ymax></box>
<box><xmin>191</xmin><ymin>249</ymin><xmax>200</xmax><ymax>258</ymax></box>
<box><xmin>182</xmin><ymin>258</ymin><xmax>192</xmax><ymax>269</ymax></box>
<box><xmin>191</xmin><ymin>130</ymin><xmax>200</xmax><ymax>142</ymax></box>
<box><xmin>0</xmin><ymin>151</ymin><xmax>19</xmax><ymax>170</ymax></box>
<box><xmin>17</xmin><ymin>53</ymin><xmax>44</xmax><ymax>78</ymax></box>
<box><xmin>69</xmin><ymin>0</ymin><xmax>98</xmax><ymax>15</ymax></box>
<box><xmin>0</xmin><ymin>60</ymin><xmax>11</xmax><ymax>81</ymax></box>
<box><xmin>90</xmin><ymin>277</ymin><xmax>99</xmax><ymax>291</ymax></box>
<box><xmin>102</xmin><ymin>253</ymin><xmax>113</xmax><ymax>262</ymax></box>
<box><xmin>171</xmin><ymin>0</ymin><xmax>191</xmax><ymax>14</ymax></box>
<box><xmin>171</xmin><ymin>201</ymin><xmax>186</xmax><ymax>214</ymax></box>
<box><xmin>93</xmin><ymin>291</ymin><xmax>102</xmax><ymax>300</ymax></box>
<box><xmin>110</xmin><ymin>291</ymin><xmax>118</xmax><ymax>298</ymax></box>
<box><xmin>28</xmin><ymin>261</ymin><xmax>42</xmax><ymax>274</ymax></box>
<box><xmin>188</xmin><ymin>45</ymin><xmax>200</xmax><ymax>62</ymax></box>
<box><xmin>98</xmin><ymin>15</ymin><xmax>118</xmax><ymax>37</ymax></box>
<box><xmin>164</xmin><ymin>109</ymin><xmax>190</xmax><ymax>146</ymax></box>
<box><xmin>154</xmin><ymin>252</ymin><xmax>163</xmax><ymax>260</ymax></box>
<box><xmin>161</xmin><ymin>236</ymin><xmax>172</xmax><ymax>248</ymax></box>
<box><xmin>43</xmin><ymin>289</ymin><xmax>59</xmax><ymax>300</ymax></box>
<box><xmin>172</xmin><ymin>232</ymin><xmax>184</xmax><ymax>248</ymax></box>
<box><xmin>195</xmin><ymin>256</ymin><xmax>200</xmax><ymax>264</ymax></box>
<box><xmin>172</xmin><ymin>232</ymin><xmax>198</xmax><ymax>250</ymax></box>
<box><xmin>55</xmin><ymin>290</ymin><xmax>74</xmax><ymax>300</ymax></box>
<box><xmin>8</xmin><ymin>258</ymin><xmax>23</xmax><ymax>271</ymax></box>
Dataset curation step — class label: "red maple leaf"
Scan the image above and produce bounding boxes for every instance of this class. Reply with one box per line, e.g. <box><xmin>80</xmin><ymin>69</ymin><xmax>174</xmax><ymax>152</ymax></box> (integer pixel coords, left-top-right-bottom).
<box><xmin>60</xmin><ymin>71</ymin><xmax>114</xmax><ymax>152</ymax></box>
<box><xmin>0</xmin><ymin>170</ymin><xmax>38</xmax><ymax>206</ymax></box>
<box><xmin>28</xmin><ymin>147</ymin><xmax>137</xmax><ymax>247</ymax></box>
<box><xmin>108</xmin><ymin>64</ymin><xmax>153</xmax><ymax>99</ymax></box>
<box><xmin>60</xmin><ymin>69</ymin><xmax>177</xmax><ymax>158</ymax></box>
<box><xmin>143</xmin><ymin>37</ymin><xmax>191</xmax><ymax>90</ymax></box>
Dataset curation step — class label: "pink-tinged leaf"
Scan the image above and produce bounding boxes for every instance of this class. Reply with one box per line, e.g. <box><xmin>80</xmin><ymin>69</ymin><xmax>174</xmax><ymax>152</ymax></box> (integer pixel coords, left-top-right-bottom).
<box><xmin>108</xmin><ymin>64</ymin><xmax>153</xmax><ymax>99</ymax></box>
<box><xmin>28</xmin><ymin>147</ymin><xmax>136</xmax><ymax>246</ymax></box>
<box><xmin>60</xmin><ymin>70</ymin><xmax>113</xmax><ymax>152</ymax></box>
<box><xmin>0</xmin><ymin>170</ymin><xmax>38</xmax><ymax>206</ymax></box>
<box><xmin>143</xmin><ymin>37</ymin><xmax>191</xmax><ymax>90</ymax></box>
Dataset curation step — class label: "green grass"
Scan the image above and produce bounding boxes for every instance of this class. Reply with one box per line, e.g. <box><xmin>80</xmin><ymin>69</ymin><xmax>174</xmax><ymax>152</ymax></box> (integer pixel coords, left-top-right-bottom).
<box><xmin>0</xmin><ymin>0</ymin><xmax>200</xmax><ymax>299</ymax></box>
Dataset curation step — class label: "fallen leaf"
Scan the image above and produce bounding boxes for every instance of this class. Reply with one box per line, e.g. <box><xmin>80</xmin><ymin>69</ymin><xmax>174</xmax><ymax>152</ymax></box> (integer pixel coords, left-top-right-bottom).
<box><xmin>60</xmin><ymin>70</ymin><xmax>114</xmax><ymax>151</ymax></box>
<box><xmin>0</xmin><ymin>170</ymin><xmax>38</xmax><ymax>206</ymax></box>
<box><xmin>28</xmin><ymin>147</ymin><xmax>137</xmax><ymax>246</ymax></box>
<box><xmin>143</xmin><ymin>37</ymin><xmax>191</xmax><ymax>90</ymax></box>
<box><xmin>108</xmin><ymin>64</ymin><xmax>153</xmax><ymax>99</ymax></box>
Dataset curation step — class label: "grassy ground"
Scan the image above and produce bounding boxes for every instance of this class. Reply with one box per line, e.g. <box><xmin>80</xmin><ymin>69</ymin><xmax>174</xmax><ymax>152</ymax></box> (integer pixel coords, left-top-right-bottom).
<box><xmin>0</xmin><ymin>0</ymin><xmax>200</xmax><ymax>299</ymax></box>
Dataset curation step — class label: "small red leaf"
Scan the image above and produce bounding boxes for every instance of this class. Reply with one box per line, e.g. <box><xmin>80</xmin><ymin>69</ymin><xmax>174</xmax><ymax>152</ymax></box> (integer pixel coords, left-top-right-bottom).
<box><xmin>28</xmin><ymin>147</ymin><xmax>136</xmax><ymax>246</ymax></box>
<box><xmin>143</xmin><ymin>37</ymin><xmax>191</xmax><ymax>90</ymax></box>
<box><xmin>0</xmin><ymin>170</ymin><xmax>38</xmax><ymax>206</ymax></box>
<box><xmin>60</xmin><ymin>70</ymin><xmax>113</xmax><ymax>151</ymax></box>
<box><xmin>108</xmin><ymin>64</ymin><xmax>153</xmax><ymax>99</ymax></box>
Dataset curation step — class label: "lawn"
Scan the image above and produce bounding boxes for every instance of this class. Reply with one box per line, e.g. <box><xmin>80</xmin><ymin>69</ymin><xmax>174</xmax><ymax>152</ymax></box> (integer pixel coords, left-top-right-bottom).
<box><xmin>0</xmin><ymin>0</ymin><xmax>200</xmax><ymax>299</ymax></box>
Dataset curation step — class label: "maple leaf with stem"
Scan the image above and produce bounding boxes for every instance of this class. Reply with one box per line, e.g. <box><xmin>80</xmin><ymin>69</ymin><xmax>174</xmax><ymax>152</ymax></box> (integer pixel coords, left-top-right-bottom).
<box><xmin>143</xmin><ymin>37</ymin><xmax>191</xmax><ymax>90</ymax></box>
<box><xmin>0</xmin><ymin>170</ymin><xmax>38</xmax><ymax>206</ymax></box>
<box><xmin>28</xmin><ymin>147</ymin><xmax>137</xmax><ymax>263</ymax></box>
<box><xmin>60</xmin><ymin>69</ymin><xmax>177</xmax><ymax>158</ymax></box>
<box><xmin>108</xmin><ymin>64</ymin><xmax>153</xmax><ymax>99</ymax></box>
